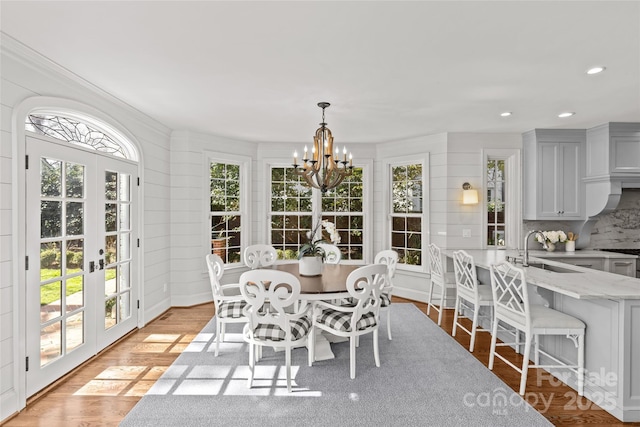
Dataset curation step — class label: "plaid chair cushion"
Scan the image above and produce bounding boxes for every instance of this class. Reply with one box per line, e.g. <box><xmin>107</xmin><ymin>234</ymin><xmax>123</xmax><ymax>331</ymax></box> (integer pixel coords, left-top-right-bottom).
<box><xmin>252</xmin><ymin>315</ymin><xmax>312</xmax><ymax>342</ymax></box>
<box><xmin>380</xmin><ymin>293</ymin><xmax>391</xmax><ymax>307</ymax></box>
<box><xmin>317</xmin><ymin>309</ymin><xmax>377</xmax><ymax>332</ymax></box>
<box><xmin>217</xmin><ymin>300</ymin><xmax>247</xmax><ymax>319</ymax></box>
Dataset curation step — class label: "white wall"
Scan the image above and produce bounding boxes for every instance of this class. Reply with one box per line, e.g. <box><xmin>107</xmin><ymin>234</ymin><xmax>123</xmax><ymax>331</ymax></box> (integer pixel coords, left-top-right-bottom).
<box><xmin>169</xmin><ymin>130</ymin><xmax>257</xmax><ymax>307</ymax></box>
<box><xmin>0</xmin><ymin>36</ymin><xmax>172</xmax><ymax>420</ymax></box>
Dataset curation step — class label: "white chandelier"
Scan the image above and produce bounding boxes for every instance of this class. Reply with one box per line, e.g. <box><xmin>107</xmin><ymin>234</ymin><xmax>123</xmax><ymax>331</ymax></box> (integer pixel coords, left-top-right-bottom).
<box><xmin>292</xmin><ymin>102</ymin><xmax>353</xmax><ymax>193</ymax></box>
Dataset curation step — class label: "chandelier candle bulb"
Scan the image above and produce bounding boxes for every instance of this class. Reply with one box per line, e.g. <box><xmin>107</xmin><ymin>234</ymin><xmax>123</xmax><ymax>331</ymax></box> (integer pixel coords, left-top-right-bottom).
<box><xmin>304</xmin><ymin>146</ymin><xmax>308</xmax><ymax>160</ymax></box>
<box><xmin>294</xmin><ymin>151</ymin><xmax>298</xmax><ymax>164</ymax></box>
<box><xmin>343</xmin><ymin>146</ymin><xmax>347</xmax><ymax>161</ymax></box>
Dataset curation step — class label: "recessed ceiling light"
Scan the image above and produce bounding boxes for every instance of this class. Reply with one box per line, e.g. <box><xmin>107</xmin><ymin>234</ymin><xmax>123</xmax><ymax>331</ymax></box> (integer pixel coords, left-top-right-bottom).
<box><xmin>586</xmin><ymin>66</ymin><xmax>606</xmax><ymax>75</ymax></box>
<box><xmin>500</xmin><ymin>112</ymin><xmax>512</xmax><ymax>117</ymax></box>
<box><xmin>558</xmin><ymin>112</ymin><xmax>575</xmax><ymax>118</ymax></box>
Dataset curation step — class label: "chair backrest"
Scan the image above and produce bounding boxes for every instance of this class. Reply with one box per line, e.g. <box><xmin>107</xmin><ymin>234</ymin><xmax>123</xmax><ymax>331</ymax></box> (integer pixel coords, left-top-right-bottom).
<box><xmin>428</xmin><ymin>243</ymin><xmax>445</xmax><ymax>283</ymax></box>
<box><xmin>489</xmin><ymin>262</ymin><xmax>530</xmax><ymax>329</ymax></box>
<box><xmin>317</xmin><ymin>243</ymin><xmax>342</xmax><ymax>264</ymax></box>
<box><xmin>244</xmin><ymin>244</ymin><xmax>278</xmax><ymax>269</ymax></box>
<box><xmin>206</xmin><ymin>253</ymin><xmax>225</xmax><ymax>297</ymax></box>
<box><xmin>374</xmin><ymin>250</ymin><xmax>399</xmax><ymax>280</ymax></box>
<box><xmin>346</xmin><ymin>264</ymin><xmax>388</xmax><ymax>322</ymax></box>
<box><xmin>239</xmin><ymin>269</ymin><xmax>302</xmax><ymax>341</ymax></box>
<box><xmin>453</xmin><ymin>250</ymin><xmax>480</xmax><ymax>298</ymax></box>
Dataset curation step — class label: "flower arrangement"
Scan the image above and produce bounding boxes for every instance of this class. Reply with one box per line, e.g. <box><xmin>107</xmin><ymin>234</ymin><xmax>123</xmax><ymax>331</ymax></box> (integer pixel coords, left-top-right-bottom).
<box><xmin>535</xmin><ymin>230</ymin><xmax>568</xmax><ymax>245</ymax></box>
<box><xmin>298</xmin><ymin>219</ymin><xmax>341</xmax><ymax>260</ymax></box>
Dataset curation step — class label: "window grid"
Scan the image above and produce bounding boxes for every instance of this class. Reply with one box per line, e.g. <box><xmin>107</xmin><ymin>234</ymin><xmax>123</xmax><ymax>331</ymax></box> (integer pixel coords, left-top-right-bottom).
<box><xmin>390</xmin><ymin>164</ymin><xmax>423</xmax><ymax>266</ymax></box>
<box><xmin>270</xmin><ymin>167</ymin><xmax>365</xmax><ymax>261</ymax></box>
<box><xmin>486</xmin><ymin>159</ymin><xmax>506</xmax><ymax>247</ymax></box>
<box><xmin>210</xmin><ymin>162</ymin><xmax>242</xmax><ymax>264</ymax></box>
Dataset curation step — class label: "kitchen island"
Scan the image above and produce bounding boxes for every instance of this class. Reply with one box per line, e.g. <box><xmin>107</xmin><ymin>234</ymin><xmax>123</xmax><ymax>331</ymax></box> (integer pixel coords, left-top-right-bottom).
<box><xmin>442</xmin><ymin>249</ymin><xmax>640</xmax><ymax>422</ymax></box>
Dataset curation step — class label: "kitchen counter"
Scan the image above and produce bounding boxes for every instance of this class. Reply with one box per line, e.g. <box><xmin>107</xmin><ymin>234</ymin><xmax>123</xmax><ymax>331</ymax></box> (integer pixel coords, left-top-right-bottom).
<box><xmin>528</xmin><ymin>249</ymin><xmax>638</xmax><ymax>259</ymax></box>
<box><xmin>443</xmin><ymin>249</ymin><xmax>640</xmax><ymax>299</ymax></box>
<box><xmin>441</xmin><ymin>249</ymin><xmax>640</xmax><ymax>422</ymax></box>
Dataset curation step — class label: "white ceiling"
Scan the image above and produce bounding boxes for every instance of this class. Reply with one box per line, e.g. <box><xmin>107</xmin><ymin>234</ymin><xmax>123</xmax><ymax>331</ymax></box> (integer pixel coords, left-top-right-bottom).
<box><xmin>1</xmin><ymin>1</ymin><xmax>639</xmax><ymax>144</ymax></box>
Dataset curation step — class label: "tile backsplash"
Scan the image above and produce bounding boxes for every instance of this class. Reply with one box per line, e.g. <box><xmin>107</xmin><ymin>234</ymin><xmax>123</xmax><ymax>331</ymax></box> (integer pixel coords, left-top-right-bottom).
<box><xmin>587</xmin><ymin>188</ymin><xmax>640</xmax><ymax>249</ymax></box>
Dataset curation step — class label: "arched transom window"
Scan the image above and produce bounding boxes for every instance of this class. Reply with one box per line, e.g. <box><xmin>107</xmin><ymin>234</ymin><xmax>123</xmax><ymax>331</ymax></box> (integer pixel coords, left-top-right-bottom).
<box><xmin>25</xmin><ymin>113</ymin><xmax>137</xmax><ymax>160</ymax></box>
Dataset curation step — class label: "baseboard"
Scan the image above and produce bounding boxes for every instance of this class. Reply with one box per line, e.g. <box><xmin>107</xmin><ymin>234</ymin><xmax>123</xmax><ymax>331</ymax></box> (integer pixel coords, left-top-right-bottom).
<box><xmin>393</xmin><ymin>287</ymin><xmax>428</xmax><ymax>303</ymax></box>
<box><xmin>1</xmin><ymin>389</ymin><xmax>18</xmax><ymax>423</ymax></box>
<box><xmin>170</xmin><ymin>291</ymin><xmax>213</xmax><ymax>307</ymax></box>
<box><xmin>143</xmin><ymin>296</ymin><xmax>171</xmax><ymax>326</ymax></box>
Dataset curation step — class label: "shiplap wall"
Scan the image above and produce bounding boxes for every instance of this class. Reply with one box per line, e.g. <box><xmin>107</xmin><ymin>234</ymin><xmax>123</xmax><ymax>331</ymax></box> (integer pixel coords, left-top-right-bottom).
<box><xmin>0</xmin><ymin>37</ymin><xmax>172</xmax><ymax>419</ymax></box>
<box><xmin>169</xmin><ymin>130</ymin><xmax>257</xmax><ymax>306</ymax></box>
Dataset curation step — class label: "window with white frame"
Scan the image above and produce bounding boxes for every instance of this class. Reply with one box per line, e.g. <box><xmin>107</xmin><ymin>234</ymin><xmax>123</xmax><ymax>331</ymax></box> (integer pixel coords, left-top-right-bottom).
<box><xmin>390</xmin><ymin>163</ymin><xmax>423</xmax><ymax>267</ymax></box>
<box><xmin>210</xmin><ymin>161</ymin><xmax>243</xmax><ymax>264</ymax></box>
<box><xmin>483</xmin><ymin>149</ymin><xmax>521</xmax><ymax>250</ymax></box>
<box><xmin>270</xmin><ymin>166</ymin><xmax>365</xmax><ymax>261</ymax></box>
<box><xmin>486</xmin><ymin>158</ymin><xmax>506</xmax><ymax>247</ymax></box>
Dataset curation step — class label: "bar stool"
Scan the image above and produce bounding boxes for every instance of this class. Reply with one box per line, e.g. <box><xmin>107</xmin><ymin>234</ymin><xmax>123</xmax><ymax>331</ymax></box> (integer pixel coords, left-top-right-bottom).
<box><xmin>451</xmin><ymin>250</ymin><xmax>494</xmax><ymax>352</ymax></box>
<box><xmin>489</xmin><ymin>262</ymin><xmax>585</xmax><ymax>396</ymax></box>
<box><xmin>427</xmin><ymin>243</ymin><xmax>456</xmax><ymax>325</ymax></box>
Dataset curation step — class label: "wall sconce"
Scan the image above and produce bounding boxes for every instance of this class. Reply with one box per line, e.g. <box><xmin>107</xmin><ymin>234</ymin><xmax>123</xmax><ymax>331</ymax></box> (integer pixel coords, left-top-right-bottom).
<box><xmin>462</xmin><ymin>182</ymin><xmax>479</xmax><ymax>205</ymax></box>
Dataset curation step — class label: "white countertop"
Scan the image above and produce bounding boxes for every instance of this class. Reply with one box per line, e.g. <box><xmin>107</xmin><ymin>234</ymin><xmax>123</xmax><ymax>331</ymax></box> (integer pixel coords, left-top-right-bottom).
<box><xmin>529</xmin><ymin>249</ymin><xmax>638</xmax><ymax>259</ymax></box>
<box><xmin>442</xmin><ymin>249</ymin><xmax>640</xmax><ymax>300</ymax></box>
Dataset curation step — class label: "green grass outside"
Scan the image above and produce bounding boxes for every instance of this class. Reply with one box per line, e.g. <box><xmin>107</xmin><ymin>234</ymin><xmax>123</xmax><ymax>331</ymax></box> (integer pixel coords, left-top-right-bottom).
<box><xmin>40</xmin><ymin>268</ymin><xmax>117</xmax><ymax>306</ymax></box>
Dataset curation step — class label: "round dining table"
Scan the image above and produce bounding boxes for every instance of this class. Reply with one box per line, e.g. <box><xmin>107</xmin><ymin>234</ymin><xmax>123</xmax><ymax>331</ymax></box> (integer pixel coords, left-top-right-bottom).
<box><xmin>274</xmin><ymin>262</ymin><xmax>361</xmax><ymax>299</ymax></box>
<box><xmin>272</xmin><ymin>262</ymin><xmax>362</xmax><ymax>360</ymax></box>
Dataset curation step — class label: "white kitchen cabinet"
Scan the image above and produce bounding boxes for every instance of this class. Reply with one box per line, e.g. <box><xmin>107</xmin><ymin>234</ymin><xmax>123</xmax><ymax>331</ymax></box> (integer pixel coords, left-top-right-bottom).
<box><xmin>586</xmin><ymin>122</ymin><xmax>640</xmax><ymax>177</ymax></box>
<box><xmin>548</xmin><ymin>256</ymin><xmax>636</xmax><ymax>277</ymax></box>
<box><xmin>523</xmin><ymin>129</ymin><xmax>586</xmax><ymax>220</ymax></box>
<box><xmin>607</xmin><ymin>258</ymin><xmax>637</xmax><ymax>277</ymax></box>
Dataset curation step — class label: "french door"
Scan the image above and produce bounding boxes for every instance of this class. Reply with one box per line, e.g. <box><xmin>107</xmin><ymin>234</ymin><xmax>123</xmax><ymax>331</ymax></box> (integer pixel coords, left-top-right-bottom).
<box><xmin>25</xmin><ymin>134</ymin><xmax>138</xmax><ymax>396</ymax></box>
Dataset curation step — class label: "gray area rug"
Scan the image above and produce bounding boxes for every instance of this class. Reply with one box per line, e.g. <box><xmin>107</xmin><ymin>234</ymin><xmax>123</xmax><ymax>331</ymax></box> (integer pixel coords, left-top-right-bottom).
<box><xmin>121</xmin><ymin>304</ymin><xmax>552</xmax><ymax>426</ymax></box>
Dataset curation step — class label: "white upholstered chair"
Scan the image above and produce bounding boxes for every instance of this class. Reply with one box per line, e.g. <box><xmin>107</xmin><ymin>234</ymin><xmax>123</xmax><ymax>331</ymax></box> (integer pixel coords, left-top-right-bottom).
<box><xmin>427</xmin><ymin>243</ymin><xmax>457</xmax><ymax>325</ymax></box>
<box><xmin>489</xmin><ymin>262</ymin><xmax>585</xmax><ymax>396</ymax></box>
<box><xmin>205</xmin><ymin>254</ymin><xmax>247</xmax><ymax>357</ymax></box>
<box><xmin>244</xmin><ymin>244</ymin><xmax>278</xmax><ymax>269</ymax></box>
<box><xmin>451</xmin><ymin>250</ymin><xmax>494</xmax><ymax>352</ymax></box>
<box><xmin>316</xmin><ymin>243</ymin><xmax>341</xmax><ymax>264</ymax></box>
<box><xmin>239</xmin><ymin>269</ymin><xmax>313</xmax><ymax>393</ymax></box>
<box><xmin>374</xmin><ymin>249</ymin><xmax>399</xmax><ymax>340</ymax></box>
<box><xmin>310</xmin><ymin>263</ymin><xmax>388</xmax><ymax>379</ymax></box>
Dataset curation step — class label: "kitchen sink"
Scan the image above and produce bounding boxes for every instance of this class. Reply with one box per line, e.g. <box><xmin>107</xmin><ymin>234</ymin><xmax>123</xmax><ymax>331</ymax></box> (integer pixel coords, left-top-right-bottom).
<box><xmin>526</xmin><ymin>262</ymin><xmax>580</xmax><ymax>273</ymax></box>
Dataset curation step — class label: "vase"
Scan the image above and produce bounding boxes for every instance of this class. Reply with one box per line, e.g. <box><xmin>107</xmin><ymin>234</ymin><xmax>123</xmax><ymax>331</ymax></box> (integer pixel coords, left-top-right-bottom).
<box><xmin>565</xmin><ymin>241</ymin><xmax>575</xmax><ymax>252</ymax></box>
<box><xmin>546</xmin><ymin>242</ymin><xmax>556</xmax><ymax>252</ymax></box>
<box><xmin>299</xmin><ymin>256</ymin><xmax>323</xmax><ymax>276</ymax></box>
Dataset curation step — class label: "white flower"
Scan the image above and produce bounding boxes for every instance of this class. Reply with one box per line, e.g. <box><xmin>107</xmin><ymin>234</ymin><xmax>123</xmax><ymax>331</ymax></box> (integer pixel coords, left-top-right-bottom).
<box><xmin>321</xmin><ymin>220</ymin><xmax>341</xmax><ymax>244</ymax></box>
<box><xmin>535</xmin><ymin>230</ymin><xmax>568</xmax><ymax>245</ymax></box>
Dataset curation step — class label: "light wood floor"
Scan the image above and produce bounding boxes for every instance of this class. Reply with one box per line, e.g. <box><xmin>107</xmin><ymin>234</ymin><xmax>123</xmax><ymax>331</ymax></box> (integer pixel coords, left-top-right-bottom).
<box><xmin>3</xmin><ymin>299</ymin><xmax>638</xmax><ymax>426</ymax></box>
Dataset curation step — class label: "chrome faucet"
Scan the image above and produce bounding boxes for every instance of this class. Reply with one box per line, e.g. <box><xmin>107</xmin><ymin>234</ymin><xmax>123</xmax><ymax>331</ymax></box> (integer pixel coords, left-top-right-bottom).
<box><xmin>523</xmin><ymin>230</ymin><xmax>547</xmax><ymax>267</ymax></box>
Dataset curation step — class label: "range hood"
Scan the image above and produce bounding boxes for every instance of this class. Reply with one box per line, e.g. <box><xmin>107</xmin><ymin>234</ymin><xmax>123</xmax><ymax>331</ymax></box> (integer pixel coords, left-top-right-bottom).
<box><xmin>579</xmin><ymin>122</ymin><xmax>640</xmax><ymax>247</ymax></box>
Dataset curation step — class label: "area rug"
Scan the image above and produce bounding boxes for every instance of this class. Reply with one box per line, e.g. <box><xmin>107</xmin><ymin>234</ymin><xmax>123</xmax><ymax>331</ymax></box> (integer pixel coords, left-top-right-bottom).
<box><xmin>120</xmin><ymin>304</ymin><xmax>552</xmax><ymax>426</ymax></box>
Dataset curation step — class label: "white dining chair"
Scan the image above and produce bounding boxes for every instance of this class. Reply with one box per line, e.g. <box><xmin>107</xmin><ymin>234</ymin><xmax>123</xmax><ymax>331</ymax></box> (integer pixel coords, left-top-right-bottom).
<box><xmin>374</xmin><ymin>249</ymin><xmax>399</xmax><ymax>340</ymax></box>
<box><xmin>205</xmin><ymin>254</ymin><xmax>247</xmax><ymax>357</ymax></box>
<box><xmin>427</xmin><ymin>243</ymin><xmax>457</xmax><ymax>325</ymax></box>
<box><xmin>489</xmin><ymin>262</ymin><xmax>585</xmax><ymax>396</ymax></box>
<box><xmin>310</xmin><ymin>263</ymin><xmax>388</xmax><ymax>379</ymax></box>
<box><xmin>244</xmin><ymin>244</ymin><xmax>278</xmax><ymax>269</ymax></box>
<box><xmin>239</xmin><ymin>269</ymin><xmax>313</xmax><ymax>393</ymax></box>
<box><xmin>451</xmin><ymin>249</ymin><xmax>494</xmax><ymax>352</ymax></box>
<box><xmin>317</xmin><ymin>243</ymin><xmax>341</xmax><ymax>264</ymax></box>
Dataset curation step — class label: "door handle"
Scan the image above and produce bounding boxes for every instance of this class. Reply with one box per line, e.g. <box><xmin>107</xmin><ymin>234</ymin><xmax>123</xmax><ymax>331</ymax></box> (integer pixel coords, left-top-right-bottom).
<box><xmin>99</xmin><ymin>259</ymin><xmax>104</xmax><ymax>270</ymax></box>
